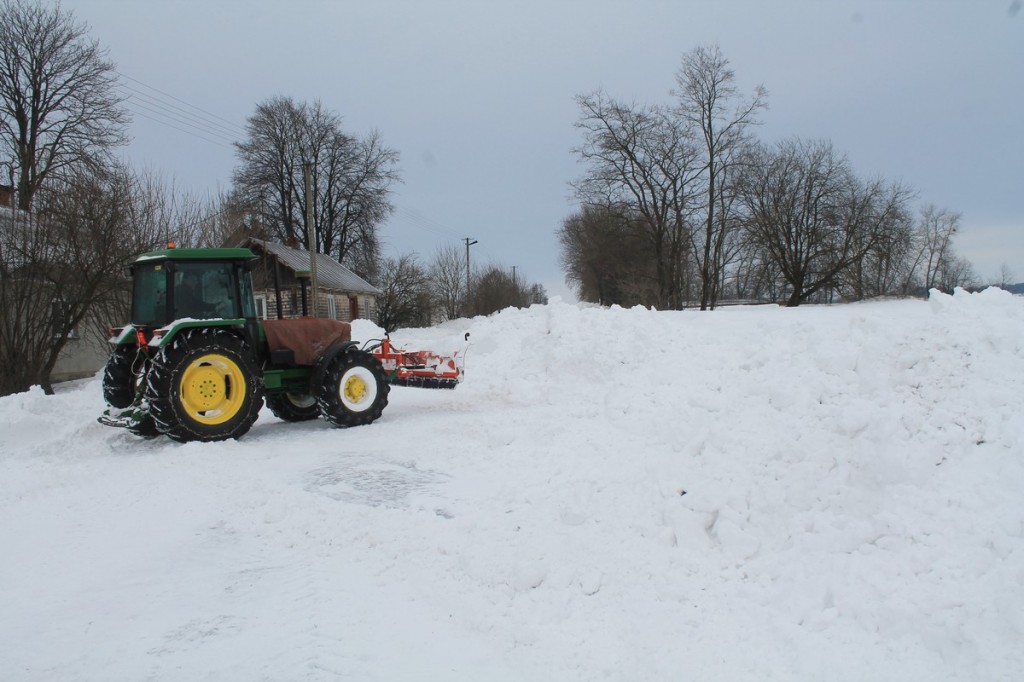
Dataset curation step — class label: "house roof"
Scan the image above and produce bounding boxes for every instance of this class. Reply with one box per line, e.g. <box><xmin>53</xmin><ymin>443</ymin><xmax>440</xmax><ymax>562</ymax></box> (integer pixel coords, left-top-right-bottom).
<box><xmin>249</xmin><ymin>239</ymin><xmax>381</xmax><ymax>296</ymax></box>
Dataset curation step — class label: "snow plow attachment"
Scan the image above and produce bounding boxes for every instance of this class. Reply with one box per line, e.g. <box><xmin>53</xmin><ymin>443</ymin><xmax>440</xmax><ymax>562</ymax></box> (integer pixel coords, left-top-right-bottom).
<box><xmin>367</xmin><ymin>335</ymin><xmax>467</xmax><ymax>389</ymax></box>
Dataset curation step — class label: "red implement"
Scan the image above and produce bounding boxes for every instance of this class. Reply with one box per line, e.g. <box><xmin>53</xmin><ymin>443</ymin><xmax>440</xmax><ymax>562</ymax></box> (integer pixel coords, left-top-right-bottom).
<box><xmin>370</xmin><ymin>336</ymin><xmax>465</xmax><ymax>389</ymax></box>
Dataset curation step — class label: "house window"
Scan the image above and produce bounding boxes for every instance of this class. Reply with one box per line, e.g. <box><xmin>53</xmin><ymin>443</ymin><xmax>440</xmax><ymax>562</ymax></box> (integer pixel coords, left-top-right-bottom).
<box><xmin>326</xmin><ymin>295</ymin><xmax>337</xmax><ymax>320</ymax></box>
<box><xmin>254</xmin><ymin>294</ymin><xmax>268</xmax><ymax>320</ymax></box>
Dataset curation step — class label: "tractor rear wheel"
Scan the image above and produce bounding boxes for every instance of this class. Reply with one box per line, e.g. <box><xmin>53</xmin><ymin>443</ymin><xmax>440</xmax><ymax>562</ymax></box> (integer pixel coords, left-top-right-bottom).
<box><xmin>265</xmin><ymin>392</ymin><xmax>320</xmax><ymax>422</ymax></box>
<box><xmin>146</xmin><ymin>329</ymin><xmax>264</xmax><ymax>442</ymax></box>
<box><xmin>103</xmin><ymin>345</ymin><xmax>161</xmax><ymax>438</ymax></box>
<box><xmin>128</xmin><ymin>414</ymin><xmax>162</xmax><ymax>439</ymax></box>
<box><xmin>317</xmin><ymin>349</ymin><xmax>389</xmax><ymax>428</ymax></box>
<box><xmin>102</xmin><ymin>344</ymin><xmax>142</xmax><ymax>409</ymax></box>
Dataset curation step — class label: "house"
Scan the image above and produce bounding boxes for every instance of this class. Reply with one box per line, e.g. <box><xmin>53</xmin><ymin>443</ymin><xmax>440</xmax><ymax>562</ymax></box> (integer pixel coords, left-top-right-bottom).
<box><xmin>244</xmin><ymin>238</ymin><xmax>380</xmax><ymax>322</ymax></box>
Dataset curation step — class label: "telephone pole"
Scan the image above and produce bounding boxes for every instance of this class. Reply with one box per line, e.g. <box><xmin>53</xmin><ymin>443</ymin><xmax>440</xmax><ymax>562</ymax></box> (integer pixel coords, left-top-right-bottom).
<box><xmin>464</xmin><ymin>237</ymin><xmax>477</xmax><ymax>313</ymax></box>
<box><xmin>303</xmin><ymin>161</ymin><xmax>318</xmax><ymax>317</ymax></box>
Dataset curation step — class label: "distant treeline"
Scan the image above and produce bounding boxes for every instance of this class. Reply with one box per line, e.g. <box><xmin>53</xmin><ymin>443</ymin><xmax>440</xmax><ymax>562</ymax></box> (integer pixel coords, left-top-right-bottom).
<box><xmin>561</xmin><ymin>45</ymin><xmax>977</xmax><ymax>309</ymax></box>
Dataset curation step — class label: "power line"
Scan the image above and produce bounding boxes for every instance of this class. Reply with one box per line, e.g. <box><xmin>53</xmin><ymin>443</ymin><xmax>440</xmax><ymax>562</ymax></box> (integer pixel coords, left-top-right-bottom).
<box><xmin>121</xmin><ymin>97</ymin><xmax>236</xmax><ymax>148</ymax></box>
<box><xmin>387</xmin><ymin>206</ymin><xmax>506</xmax><ymax>265</ymax></box>
<box><xmin>117</xmin><ymin>84</ymin><xmax>241</xmax><ymax>141</ymax></box>
<box><xmin>392</xmin><ymin>206</ymin><xmax>465</xmax><ymax>240</ymax></box>
<box><xmin>113</xmin><ymin>71</ymin><xmax>247</xmax><ymax>147</ymax></box>
<box><xmin>117</xmin><ymin>71</ymin><xmax>246</xmax><ymax>135</ymax></box>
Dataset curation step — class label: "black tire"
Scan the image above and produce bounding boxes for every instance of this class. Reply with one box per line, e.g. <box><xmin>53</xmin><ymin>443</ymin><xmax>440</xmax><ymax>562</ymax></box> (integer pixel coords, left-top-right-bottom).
<box><xmin>128</xmin><ymin>415</ymin><xmax>161</xmax><ymax>439</ymax></box>
<box><xmin>317</xmin><ymin>349</ymin><xmax>389</xmax><ymax>428</ymax></box>
<box><xmin>146</xmin><ymin>328</ymin><xmax>264</xmax><ymax>442</ymax></box>
<box><xmin>265</xmin><ymin>392</ymin><xmax>320</xmax><ymax>422</ymax></box>
<box><xmin>102</xmin><ymin>345</ymin><xmax>143</xmax><ymax>409</ymax></box>
<box><xmin>102</xmin><ymin>346</ymin><xmax>160</xmax><ymax>438</ymax></box>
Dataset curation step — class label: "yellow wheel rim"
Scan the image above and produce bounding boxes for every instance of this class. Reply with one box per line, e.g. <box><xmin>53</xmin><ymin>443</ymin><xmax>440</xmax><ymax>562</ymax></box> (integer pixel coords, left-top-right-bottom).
<box><xmin>344</xmin><ymin>375</ymin><xmax>368</xmax><ymax>404</ymax></box>
<box><xmin>179</xmin><ymin>353</ymin><xmax>246</xmax><ymax>425</ymax></box>
<box><xmin>339</xmin><ymin>365</ymin><xmax>378</xmax><ymax>412</ymax></box>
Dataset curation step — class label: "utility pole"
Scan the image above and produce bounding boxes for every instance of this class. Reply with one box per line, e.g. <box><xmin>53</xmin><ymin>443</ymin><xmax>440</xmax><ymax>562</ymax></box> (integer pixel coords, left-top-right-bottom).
<box><xmin>464</xmin><ymin>237</ymin><xmax>477</xmax><ymax>313</ymax></box>
<box><xmin>303</xmin><ymin>161</ymin><xmax>318</xmax><ymax>317</ymax></box>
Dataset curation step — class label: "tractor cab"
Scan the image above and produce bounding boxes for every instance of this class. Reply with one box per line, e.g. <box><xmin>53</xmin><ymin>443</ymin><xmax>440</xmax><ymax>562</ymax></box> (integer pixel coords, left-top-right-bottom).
<box><xmin>129</xmin><ymin>248</ymin><xmax>258</xmax><ymax>330</ymax></box>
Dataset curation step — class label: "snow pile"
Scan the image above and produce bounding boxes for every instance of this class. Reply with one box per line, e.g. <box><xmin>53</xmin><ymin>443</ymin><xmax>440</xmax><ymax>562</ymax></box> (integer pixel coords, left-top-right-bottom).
<box><xmin>2</xmin><ymin>289</ymin><xmax>1023</xmax><ymax>680</ymax></box>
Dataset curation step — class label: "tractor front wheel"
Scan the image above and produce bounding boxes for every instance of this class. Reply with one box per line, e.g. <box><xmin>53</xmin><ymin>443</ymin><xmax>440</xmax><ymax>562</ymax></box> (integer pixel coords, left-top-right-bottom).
<box><xmin>146</xmin><ymin>329</ymin><xmax>264</xmax><ymax>442</ymax></box>
<box><xmin>265</xmin><ymin>392</ymin><xmax>320</xmax><ymax>422</ymax></box>
<box><xmin>317</xmin><ymin>349</ymin><xmax>389</xmax><ymax>428</ymax></box>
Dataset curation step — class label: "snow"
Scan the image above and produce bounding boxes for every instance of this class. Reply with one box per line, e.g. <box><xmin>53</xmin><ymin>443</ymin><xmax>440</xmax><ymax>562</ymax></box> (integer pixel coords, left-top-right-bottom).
<box><xmin>3</xmin><ymin>288</ymin><xmax>1024</xmax><ymax>681</ymax></box>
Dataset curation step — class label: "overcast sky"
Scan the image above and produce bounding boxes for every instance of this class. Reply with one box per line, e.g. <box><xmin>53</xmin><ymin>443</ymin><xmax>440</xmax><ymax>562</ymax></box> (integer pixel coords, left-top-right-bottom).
<box><xmin>61</xmin><ymin>0</ymin><xmax>1023</xmax><ymax>297</ymax></box>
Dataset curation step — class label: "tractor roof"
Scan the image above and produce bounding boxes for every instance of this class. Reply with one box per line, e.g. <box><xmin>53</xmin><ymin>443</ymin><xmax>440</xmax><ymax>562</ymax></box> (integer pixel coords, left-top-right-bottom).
<box><xmin>134</xmin><ymin>247</ymin><xmax>258</xmax><ymax>264</ymax></box>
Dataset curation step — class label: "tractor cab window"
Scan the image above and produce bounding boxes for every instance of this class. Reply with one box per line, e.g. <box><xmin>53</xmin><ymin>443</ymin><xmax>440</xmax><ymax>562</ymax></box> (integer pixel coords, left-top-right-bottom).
<box><xmin>132</xmin><ymin>262</ymin><xmax>169</xmax><ymax>327</ymax></box>
<box><xmin>173</xmin><ymin>262</ymin><xmax>240</xmax><ymax>321</ymax></box>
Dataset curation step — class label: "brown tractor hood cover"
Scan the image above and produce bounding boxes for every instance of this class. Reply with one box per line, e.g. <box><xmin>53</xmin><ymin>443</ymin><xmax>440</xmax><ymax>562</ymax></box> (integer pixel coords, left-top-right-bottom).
<box><xmin>263</xmin><ymin>318</ymin><xmax>352</xmax><ymax>366</ymax></box>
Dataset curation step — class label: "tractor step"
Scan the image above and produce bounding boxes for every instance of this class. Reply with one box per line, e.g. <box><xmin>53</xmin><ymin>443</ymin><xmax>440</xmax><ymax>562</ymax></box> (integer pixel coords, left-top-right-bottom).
<box><xmin>98</xmin><ymin>407</ymin><xmax>144</xmax><ymax>429</ymax></box>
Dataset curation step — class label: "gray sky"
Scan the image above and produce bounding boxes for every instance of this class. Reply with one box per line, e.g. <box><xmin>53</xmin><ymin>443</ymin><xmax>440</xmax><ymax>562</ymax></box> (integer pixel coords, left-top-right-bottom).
<box><xmin>62</xmin><ymin>0</ymin><xmax>1023</xmax><ymax>297</ymax></box>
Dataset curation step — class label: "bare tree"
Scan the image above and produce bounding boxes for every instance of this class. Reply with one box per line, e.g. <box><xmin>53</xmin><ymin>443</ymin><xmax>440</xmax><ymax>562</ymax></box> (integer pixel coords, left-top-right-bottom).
<box><xmin>0</xmin><ymin>163</ymin><xmax>163</xmax><ymax>395</ymax></box>
<box><xmin>0</xmin><ymin>0</ymin><xmax>129</xmax><ymax>211</ymax></box>
<box><xmin>906</xmin><ymin>205</ymin><xmax>961</xmax><ymax>292</ymax></box>
<box><xmin>935</xmin><ymin>255</ymin><xmax>975</xmax><ymax>292</ymax></box>
<box><xmin>572</xmin><ymin>91</ymin><xmax>701</xmax><ymax>309</ymax></box>
<box><xmin>835</xmin><ymin>195</ymin><xmax>915</xmax><ymax>300</ymax></box>
<box><xmin>233</xmin><ymin>96</ymin><xmax>400</xmax><ymax>276</ymax></box>
<box><xmin>375</xmin><ymin>253</ymin><xmax>432</xmax><ymax>333</ymax></box>
<box><xmin>232</xmin><ymin>97</ymin><xmax>302</xmax><ymax>244</ymax></box>
<box><xmin>167</xmin><ymin>189</ymin><xmax>266</xmax><ymax>250</ymax></box>
<box><xmin>468</xmin><ymin>265</ymin><xmax>521</xmax><ymax>316</ymax></box>
<box><xmin>558</xmin><ymin>204</ymin><xmax>658</xmax><ymax>306</ymax></box>
<box><xmin>526</xmin><ymin>283</ymin><xmax>549</xmax><ymax>305</ymax></box>
<box><xmin>465</xmin><ymin>263</ymin><xmax>546</xmax><ymax>316</ymax></box>
<box><xmin>731</xmin><ymin>241</ymin><xmax>785</xmax><ymax>302</ymax></box>
<box><xmin>739</xmin><ymin>138</ymin><xmax>913</xmax><ymax>306</ymax></box>
<box><xmin>559</xmin><ymin>205</ymin><xmax>619</xmax><ymax>305</ymax></box>
<box><xmin>674</xmin><ymin>44</ymin><xmax>766</xmax><ymax>310</ymax></box>
<box><xmin>872</xmin><ymin>211</ymin><xmax>917</xmax><ymax>297</ymax></box>
<box><xmin>429</xmin><ymin>242</ymin><xmax>466</xmax><ymax>321</ymax></box>
<box><xmin>995</xmin><ymin>263</ymin><xmax>1016</xmax><ymax>289</ymax></box>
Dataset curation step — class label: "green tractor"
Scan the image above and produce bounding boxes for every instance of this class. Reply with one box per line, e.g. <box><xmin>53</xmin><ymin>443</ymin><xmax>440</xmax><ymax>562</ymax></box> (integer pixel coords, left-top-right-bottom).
<box><xmin>99</xmin><ymin>246</ymin><xmax>390</xmax><ymax>442</ymax></box>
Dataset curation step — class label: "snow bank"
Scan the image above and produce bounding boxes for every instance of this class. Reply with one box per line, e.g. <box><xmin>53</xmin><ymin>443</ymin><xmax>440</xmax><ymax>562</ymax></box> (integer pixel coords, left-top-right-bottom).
<box><xmin>2</xmin><ymin>295</ymin><xmax>1023</xmax><ymax>680</ymax></box>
